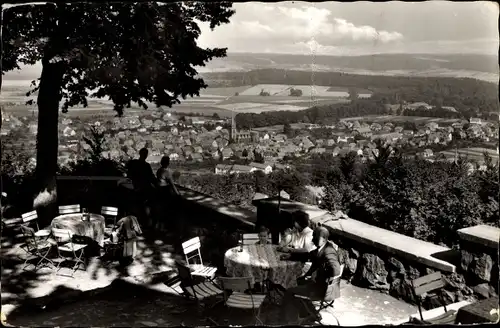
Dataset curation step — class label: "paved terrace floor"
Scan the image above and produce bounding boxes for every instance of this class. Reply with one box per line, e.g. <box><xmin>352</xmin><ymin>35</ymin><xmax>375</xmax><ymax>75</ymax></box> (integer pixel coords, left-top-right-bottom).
<box><xmin>1</xmin><ymin>231</ymin><xmax>416</xmax><ymax>326</ymax></box>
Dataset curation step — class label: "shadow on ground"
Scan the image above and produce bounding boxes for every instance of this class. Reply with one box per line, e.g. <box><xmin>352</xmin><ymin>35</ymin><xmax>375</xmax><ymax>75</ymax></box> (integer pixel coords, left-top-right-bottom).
<box><xmin>5</xmin><ymin>278</ymin><xmax>286</xmax><ymax>327</ymax></box>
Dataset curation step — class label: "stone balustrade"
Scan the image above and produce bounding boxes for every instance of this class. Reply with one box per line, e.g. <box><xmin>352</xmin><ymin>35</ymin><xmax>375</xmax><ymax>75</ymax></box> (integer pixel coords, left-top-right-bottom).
<box><xmin>253</xmin><ymin>196</ymin><xmax>497</xmax><ymax>309</ymax></box>
<box><xmin>457</xmin><ymin>225</ymin><xmax>499</xmax><ymax>299</ymax></box>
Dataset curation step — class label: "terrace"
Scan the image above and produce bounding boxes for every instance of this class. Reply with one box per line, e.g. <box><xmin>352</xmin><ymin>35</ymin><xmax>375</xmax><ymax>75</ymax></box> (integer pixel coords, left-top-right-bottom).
<box><xmin>1</xmin><ymin>176</ymin><xmax>496</xmax><ymax>326</ymax></box>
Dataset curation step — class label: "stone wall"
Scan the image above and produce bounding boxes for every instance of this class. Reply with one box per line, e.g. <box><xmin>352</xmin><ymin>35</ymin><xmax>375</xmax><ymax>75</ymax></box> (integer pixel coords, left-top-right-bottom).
<box><xmin>253</xmin><ymin>197</ymin><xmax>494</xmax><ymax>311</ymax></box>
<box><xmin>457</xmin><ymin>225</ymin><xmax>499</xmax><ymax>300</ymax></box>
<box><xmin>55</xmin><ymin>176</ymin><xmax>255</xmax><ymax>271</ymax></box>
<box><xmin>332</xmin><ymin>235</ymin><xmax>476</xmax><ymax>310</ymax></box>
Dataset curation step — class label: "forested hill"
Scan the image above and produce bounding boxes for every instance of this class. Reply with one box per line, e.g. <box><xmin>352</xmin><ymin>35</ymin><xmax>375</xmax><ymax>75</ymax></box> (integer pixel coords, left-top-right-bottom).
<box><xmin>202</xmin><ymin>68</ymin><xmax>498</xmax><ymax>91</ymax></box>
<box><xmin>202</xmin><ymin>52</ymin><xmax>498</xmax><ymax>75</ymax></box>
<box><xmin>228</xmin><ymin>70</ymin><xmax>499</xmax><ymax>129</ymax></box>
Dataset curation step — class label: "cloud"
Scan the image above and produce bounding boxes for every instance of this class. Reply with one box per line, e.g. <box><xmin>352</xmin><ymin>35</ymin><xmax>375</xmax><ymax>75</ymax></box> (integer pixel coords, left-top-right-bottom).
<box><xmin>197</xmin><ymin>4</ymin><xmax>404</xmax><ymax>54</ymax></box>
<box><xmin>332</xmin><ymin>18</ymin><xmax>403</xmax><ymax>43</ymax></box>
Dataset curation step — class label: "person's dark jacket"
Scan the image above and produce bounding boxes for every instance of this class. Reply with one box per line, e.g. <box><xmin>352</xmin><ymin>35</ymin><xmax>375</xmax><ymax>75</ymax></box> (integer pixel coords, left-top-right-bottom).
<box><xmin>127</xmin><ymin>159</ymin><xmax>156</xmax><ymax>193</ymax></box>
<box><xmin>291</xmin><ymin>241</ymin><xmax>342</xmax><ymax>300</ymax></box>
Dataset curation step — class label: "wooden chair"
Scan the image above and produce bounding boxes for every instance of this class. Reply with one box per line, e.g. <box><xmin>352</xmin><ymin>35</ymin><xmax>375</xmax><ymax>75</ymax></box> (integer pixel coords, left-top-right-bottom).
<box><xmin>58</xmin><ymin>204</ymin><xmax>81</xmax><ymax>215</ymax></box>
<box><xmin>21</xmin><ymin>210</ymin><xmax>51</xmax><ymax>238</ymax></box>
<box><xmin>175</xmin><ymin>260</ymin><xmax>223</xmax><ymax>325</ymax></box>
<box><xmin>295</xmin><ymin>264</ymin><xmax>345</xmax><ymax>325</ymax></box>
<box><xmin>242</xmin><ymin>233</ymin><xmax>272</xmax><ymax>245</ymax></box>
<box><xmin>18</xmin><ymin>225</ymin><xmax>55</xmax><ymax>271</ymax></box>
<box><xmin>182</xmin><ymin>236</ymin><xmax>218</xmax><ymax>280</ymax></box>
<box><xmin>410</xmin><ymin>272</ymin><xmax>457</xmax><ymax>324</ymax></box>
<box><xmin>51</xmin><ymin>228</ymin><xmax>88</xmax><ymax>277</ymax></box>
<box><xmin>218</xmin><ymin>276</ymin><xmax>267</xmax><ymax>325</ymax></box>
<box><xmin>101</xmin><ymin>206</ymin><xmax>119</xmax><ymax>228</ymax></box>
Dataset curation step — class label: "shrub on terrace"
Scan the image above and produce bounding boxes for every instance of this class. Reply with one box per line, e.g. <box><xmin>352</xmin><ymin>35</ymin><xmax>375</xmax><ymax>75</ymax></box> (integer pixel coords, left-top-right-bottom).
<box><xmin>319</xmin><ymin>153</ymin><xmax>499</xmax><ymax>247</ymax></box>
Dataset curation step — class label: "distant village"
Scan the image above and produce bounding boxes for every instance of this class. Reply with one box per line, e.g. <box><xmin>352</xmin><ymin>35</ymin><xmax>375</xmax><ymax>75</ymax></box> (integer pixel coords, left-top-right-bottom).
<box><xmin>2</xmin><ymin>105</ymin><xmax>499</xmax><ymax>175</ymax></box>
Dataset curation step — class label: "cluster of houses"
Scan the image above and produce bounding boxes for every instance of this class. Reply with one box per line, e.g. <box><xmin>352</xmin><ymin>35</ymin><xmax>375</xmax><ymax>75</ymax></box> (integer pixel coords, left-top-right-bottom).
<box><xmin>215</xmin><ymin>161</ymin><xmax>290</xmax><ymax>175</ymax></box>
<box><xmin>4</xmin><ymin>105</ymin><xmax>497</xmax><ymax>169</ymax></box>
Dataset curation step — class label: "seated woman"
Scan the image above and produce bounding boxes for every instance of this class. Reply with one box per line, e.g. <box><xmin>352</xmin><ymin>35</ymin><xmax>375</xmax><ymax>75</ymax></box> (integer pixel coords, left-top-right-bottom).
<box><xmin>256</xmin><ymin>226</ymin><xmax>271</xmax><ymax>245</ymax></box>
<box><xmin>278</xmin><ymin>210</ymin><xmax>315</xmax><ymax>254</ymax></box>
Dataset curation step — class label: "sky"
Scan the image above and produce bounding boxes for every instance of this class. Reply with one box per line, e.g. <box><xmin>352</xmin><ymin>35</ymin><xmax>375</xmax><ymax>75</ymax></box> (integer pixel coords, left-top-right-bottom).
<box><xmin>198</xmin><ymin>1</ymin><xmax>499</xmax><ymax>56</ymax></box>
<box><xmin>3</xmin><ymin>1</ymin><xmax>498</xmax><ymax>80</ymax></box>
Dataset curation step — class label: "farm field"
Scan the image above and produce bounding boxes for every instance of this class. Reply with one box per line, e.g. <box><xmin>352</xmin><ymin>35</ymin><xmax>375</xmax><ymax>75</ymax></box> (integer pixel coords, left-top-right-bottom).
<box><xmin>340</xmin><ymin>115</ymin><xmax>465</xmax><ymax>125</ymax></box>
<box><xmin>440</xmin><ymin>147</ymin><xmax>499</xmax><ymax>161</ymax></box>
<box><xmin>1</xmin><ymin>82</ymin><xmax>371</xmax><ymax>118</ymax></box>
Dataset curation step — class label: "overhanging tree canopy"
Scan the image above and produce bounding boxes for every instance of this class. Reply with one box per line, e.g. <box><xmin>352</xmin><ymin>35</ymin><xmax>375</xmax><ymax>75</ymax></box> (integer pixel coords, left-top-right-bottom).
<box><xmin>3</xmin><ymin>2</ymin><xmax>234</xmax><ymax>115</ymax></box>
<box><xmin>1</xmin><ymin>2</ymin><xmax>234</xmax><ymax>218</ymax></box>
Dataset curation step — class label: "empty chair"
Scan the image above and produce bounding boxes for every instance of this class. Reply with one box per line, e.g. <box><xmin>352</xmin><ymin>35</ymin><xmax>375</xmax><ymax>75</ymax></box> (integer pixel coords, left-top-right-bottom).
<box><xmin>182</xmin><ymin>236</ymin><xmax>218</xmax><ymax>280</ymax></box>
<box><xmin>174</xmin><ymin>260</ymin><xmax>223</xmax><ymax>325</ymax></box>
<box><xmin>218</xmin><ymin>276</ymin><xmax>267</xmax><ymax>325</ymax></box>
<box><xmin>21</xmin><ymin>210</ymin><xmax>51</xmax><ymax>237</ymax></box>
<box><xmin>410</xmin><ymin>272</ymin><xmax>457</xmax><ymax>324</ymax></box>
<box><xmin>101</xmin><ymin>206</ymin><xmax>119</xmax><ymax>227</ymax></box>
<box><xmin>58</xmin><ymin>204</ymin><xmax>81</xmax><ymax>215</ymax></box>
<box><xmin>18</xmin><ymin>225</ymin><xmax>55</xmax><ymax>271</ymax></box>
<box><xmin>51</xmin><ymin>228</ymin><xmax>87</xmax><ymax>277</ymax></box>
<box><xmin>21</xmin><ymin>210</ymin><xmax>40</xmax><ymax>231</ymax></box>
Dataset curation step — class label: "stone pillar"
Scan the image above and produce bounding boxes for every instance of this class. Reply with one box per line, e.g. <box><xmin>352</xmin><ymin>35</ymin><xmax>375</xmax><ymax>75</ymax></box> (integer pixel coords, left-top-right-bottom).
<box><xmin>457</xmin><ymin>225</ymin><xmax>499</xmax><ymax>299</ymax></box>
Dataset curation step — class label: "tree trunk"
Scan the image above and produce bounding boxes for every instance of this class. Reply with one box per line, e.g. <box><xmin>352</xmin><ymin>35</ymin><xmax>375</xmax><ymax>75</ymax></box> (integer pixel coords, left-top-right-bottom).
<box><xmin>33</xmin><ymin>60</ymin><xmax>65</xmax><ymax>227</ymax></box>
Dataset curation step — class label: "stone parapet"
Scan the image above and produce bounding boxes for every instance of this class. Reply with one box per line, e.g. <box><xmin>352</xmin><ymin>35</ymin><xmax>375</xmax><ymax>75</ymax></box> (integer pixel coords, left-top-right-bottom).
<box><xmin>457</xmin><ymin>225</ymin><xmax>499</xmax><ymax>300</ymax></box>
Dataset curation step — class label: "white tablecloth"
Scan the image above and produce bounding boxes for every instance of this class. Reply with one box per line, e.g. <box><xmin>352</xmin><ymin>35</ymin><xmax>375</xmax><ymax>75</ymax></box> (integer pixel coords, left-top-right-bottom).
<box><xmin>51</xmin><ymin>213</ymin><xmax>105</xmax><ymax>247</ymax></box>
<box><xmin>224</xmin><ymin>244</ymin><xmax>304</xmax><ymax>289</ymax></box>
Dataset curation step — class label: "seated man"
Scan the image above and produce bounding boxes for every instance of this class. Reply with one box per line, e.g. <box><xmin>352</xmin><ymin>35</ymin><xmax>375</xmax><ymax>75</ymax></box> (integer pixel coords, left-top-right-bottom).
<box><xmin>256</xmin><ymin>226</ymin><xmax>271</xmax><ymax>245</ymax></box>
<box><xmin>278</xmin><ymin>210</ymin><xmax>315</xmax><ymax>254</ymax></box>
<box><xmin>280</xmin><ymin>226</ymin><xmax>342</xmax><ymax>323</ymax></box>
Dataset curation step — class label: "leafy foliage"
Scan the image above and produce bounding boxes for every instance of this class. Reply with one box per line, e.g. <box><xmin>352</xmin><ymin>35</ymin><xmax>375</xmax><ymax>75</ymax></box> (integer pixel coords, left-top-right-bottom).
<box><xmin>289</xmin><ymin>88</ymin><xmax>302</xmax><ymax>97</ymax></box>
<box><xmin>3</xmin><ymin>2</ymin><xmax>235</xmax><ymax>116</ymax></box>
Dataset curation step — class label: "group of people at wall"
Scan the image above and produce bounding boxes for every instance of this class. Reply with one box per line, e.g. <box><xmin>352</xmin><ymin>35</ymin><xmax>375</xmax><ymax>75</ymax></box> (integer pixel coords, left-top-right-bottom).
<box><xmin>117</xmin><ymin>148</ymin><xmax>179</xmax><ymax>230</ymax></box>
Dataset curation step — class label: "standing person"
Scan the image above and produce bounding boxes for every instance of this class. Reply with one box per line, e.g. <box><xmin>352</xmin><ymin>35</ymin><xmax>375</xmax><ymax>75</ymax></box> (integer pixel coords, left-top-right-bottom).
<box><xmin>279</xmin><ymin>226</ymin><xmax>342</xmax><ymax>323</ymax></box>
<box><xmin>127</xmin><ymin>148</ymin><xmax>156</xmax><ymax>226</ymax></box>
<box><xmin>155</xmin><ymin>156</ymin><xmax>180</xmax><ymax>231</ymax></box>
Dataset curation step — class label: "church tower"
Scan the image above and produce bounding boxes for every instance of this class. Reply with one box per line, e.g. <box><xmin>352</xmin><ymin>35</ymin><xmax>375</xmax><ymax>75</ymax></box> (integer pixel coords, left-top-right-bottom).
<box><xmin>230</xmin><ymin>111</ymin><xmax>237</xmax><ymax>142</ymax></box>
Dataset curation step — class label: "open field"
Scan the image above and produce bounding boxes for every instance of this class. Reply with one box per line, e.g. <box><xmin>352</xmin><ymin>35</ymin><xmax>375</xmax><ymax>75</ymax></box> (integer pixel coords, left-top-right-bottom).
<box><xmin>341</xmin><ymin>115</ymin><xmax>465</xmax><ymax>125</ymax></box>
<box><xmin>2</xmin><ymin>82</ymin><xmax>357</xmax><ymax>117</ymax></box>
<box><xmin>440</xmin><ymin>147</ymin><xmax>499</xmax><ymax>161</ymax></box>
<box><xmin>237</xmin><ymin>84</ymin><xmax>370</xmax><ymax>98</ymax></box>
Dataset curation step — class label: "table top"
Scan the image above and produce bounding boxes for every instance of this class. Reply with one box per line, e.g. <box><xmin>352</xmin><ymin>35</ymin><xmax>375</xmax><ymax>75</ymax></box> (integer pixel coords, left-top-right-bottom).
<box><xmin>225</xmin><ymin>244</ymin><xmax>301</xmax><ymax>270</ymax></box>
<box><xmin>53</xmin><ymin>213</ymin><xmax>105</xmax><ymax>224</ymax></box>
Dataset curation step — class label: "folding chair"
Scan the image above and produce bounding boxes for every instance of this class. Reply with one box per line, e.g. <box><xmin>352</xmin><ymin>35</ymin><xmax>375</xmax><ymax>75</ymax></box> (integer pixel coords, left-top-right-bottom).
<box><xmin>58</xmin><ymin>204</ymin><xmax>81</xmax><ymax>215</ymax></box>
<box><xmin>51</xmin><ymin>228</ymin><xmax>88</xmax><ymax>277</ymax></box>
<box><xmin>21</xmin><ymin>210</ymin><xmax>51</xmax><ymax>238</ymax></box>
<box><xmin>182</xmin><ymin>236</ymin><xmax>218</xmax><ymax>280</ymax></box>
<box><xmin>410</xmin><ymin>272</ymin><xmax>457</xmax><ymax>324</ymax></box>
<box><xmin>175</xmin><ymin>260</ymin><xmax>223</xmax><ymax>325</ymax></box>
<box><xmin>218</xmin><ymin>276</ymin><xmax>267</xmax><ymax>325</ymax></box>
<box><xmin>242</xmin><ymin>233</ymin><xmax>272</xmax><ymax>245</ymax></box>
<box><xmin>295</xmin><ymin>264</ymin><xmax>345</xmax><ymax>325</ymax></box>
<box><xmin>101</xmin><ymin>206</ymin><xmax>119</xmax><ymax>228</ymax></box>
<box><xmin>18</xmin><ymin>225</ymin><xmax>55</xmax><ymax>271</ymax></box>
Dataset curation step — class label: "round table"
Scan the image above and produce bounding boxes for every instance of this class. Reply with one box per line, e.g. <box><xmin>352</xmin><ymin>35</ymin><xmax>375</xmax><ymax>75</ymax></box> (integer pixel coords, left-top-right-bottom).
<box><xmin>224</xmin><ymin>244</ymin><xmax>304</xmax><ymax>289</ymax></box>
<box><xmin>51</xmin><ymin>213</ymin><xmax>106</xmax><ymax>247</ymax></box>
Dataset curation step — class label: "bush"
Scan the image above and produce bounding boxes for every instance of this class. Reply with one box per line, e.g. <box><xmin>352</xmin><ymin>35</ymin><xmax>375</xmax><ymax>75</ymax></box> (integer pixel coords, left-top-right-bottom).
<box><xmin>319</xmin><ymin>151</ymin><xmax>499</xmax><ymax>247</ymax></box>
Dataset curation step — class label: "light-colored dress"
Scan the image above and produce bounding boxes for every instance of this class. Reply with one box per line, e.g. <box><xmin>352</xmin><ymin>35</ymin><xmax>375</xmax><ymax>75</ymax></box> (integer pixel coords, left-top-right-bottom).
<box><xmin>116</xmin><ymin>215</ymin><xmax>142</xmax><ymax>258</ymax></box>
